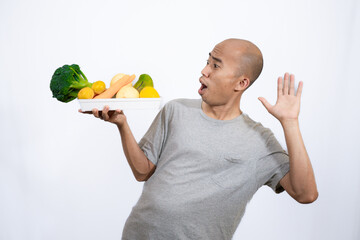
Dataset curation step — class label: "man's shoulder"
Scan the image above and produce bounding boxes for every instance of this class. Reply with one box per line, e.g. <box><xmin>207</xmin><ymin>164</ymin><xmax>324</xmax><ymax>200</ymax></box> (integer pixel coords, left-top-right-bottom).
<box><xmin>164</xmin><ymin>98</ymin><xmax>201</xmax><ymax>110</ymax></box>
<box><xmin>240</xmin><ymin>114</ymin><xmax>285</xmax><ymax>156</ymax></box>
<box><xmin>242</xmin><ymin>114</ymin><xmax>274</xmax><ymax>140</ymax></box>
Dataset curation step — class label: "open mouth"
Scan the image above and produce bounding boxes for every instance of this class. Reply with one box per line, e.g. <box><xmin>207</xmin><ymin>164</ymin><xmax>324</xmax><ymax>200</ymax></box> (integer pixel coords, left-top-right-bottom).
<box><xmin>198</xmin><ymin>82</ymin><xmax>208</xmax><ymax>95</ymax></box>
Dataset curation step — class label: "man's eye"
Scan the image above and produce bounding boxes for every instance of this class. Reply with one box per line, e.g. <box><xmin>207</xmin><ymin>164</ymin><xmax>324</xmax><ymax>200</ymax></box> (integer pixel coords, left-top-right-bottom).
<box><xmin>206</xmin><ymin>60</ymin><xmax>209</xmax><ymax>65</ymax></box>
<box><xmin>214</xmin><ymin>64</ymin><xmax>219</xmax><ymax>68</ymax></box>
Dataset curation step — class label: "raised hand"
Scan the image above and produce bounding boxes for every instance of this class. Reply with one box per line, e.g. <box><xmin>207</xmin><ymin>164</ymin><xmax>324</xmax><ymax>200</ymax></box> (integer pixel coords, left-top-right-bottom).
<box><xmin>258</xmin><ymin>73</ymin><xmax>303</xmax><ymax>124</ymax></box>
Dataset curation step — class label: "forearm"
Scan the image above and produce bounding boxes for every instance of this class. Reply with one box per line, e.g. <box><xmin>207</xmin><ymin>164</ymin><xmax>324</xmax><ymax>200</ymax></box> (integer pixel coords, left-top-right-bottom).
<box><xmin>282</xmin><ymin>120</ymin><xmax>318</xmax><ymax>201</ymax></box>
<box><xmin>117</xmin><ymin>121</ymin><xmax>154</xmax><ymax>181</ymax></box>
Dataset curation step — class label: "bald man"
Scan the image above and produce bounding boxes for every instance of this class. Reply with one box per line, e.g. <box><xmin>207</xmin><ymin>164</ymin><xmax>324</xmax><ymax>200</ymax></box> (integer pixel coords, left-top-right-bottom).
<box><xmin>82</xmin><ymin>38</ymin><xmax>318</xmax><ymax>240</ymax></box>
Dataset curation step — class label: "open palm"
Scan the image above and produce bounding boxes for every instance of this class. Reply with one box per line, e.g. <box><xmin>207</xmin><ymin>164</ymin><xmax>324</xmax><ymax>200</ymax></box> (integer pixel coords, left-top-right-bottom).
<box><xmin>258</xmin><ymin>73</ymin><xmax>303</xmax><ymax>123</ymax></box>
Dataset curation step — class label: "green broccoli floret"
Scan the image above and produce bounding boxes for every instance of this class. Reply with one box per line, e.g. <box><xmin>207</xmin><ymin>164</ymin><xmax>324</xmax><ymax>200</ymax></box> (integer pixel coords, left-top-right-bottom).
<box><xmin>50</xmin><ymin>64</ymin><xmax>93</xmax><ymax>103</ymax></box>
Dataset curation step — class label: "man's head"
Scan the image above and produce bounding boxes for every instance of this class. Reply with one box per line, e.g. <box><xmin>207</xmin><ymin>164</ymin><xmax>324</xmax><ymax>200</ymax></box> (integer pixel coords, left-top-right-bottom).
<box><xmin>199</xmin><ymin>38</ymin><xmax>263</xmax><ymax>106</ymax></box>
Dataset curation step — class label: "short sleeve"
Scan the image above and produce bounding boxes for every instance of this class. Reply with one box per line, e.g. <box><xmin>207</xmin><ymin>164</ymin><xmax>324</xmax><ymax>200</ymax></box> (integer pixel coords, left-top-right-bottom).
<box><xmin>255</xmin><ymin>132</ymin><xmax>290</xmax><ymax>193</ymax></box>
<box><xmin>256</xmin><ymin>152</ymin><xmax>289</xmax><ymax>193</ymax></box>
<box><xmin>138</xmin><ymin>103</ymin><xmax>170</xmax><ymax>166</ymax></box>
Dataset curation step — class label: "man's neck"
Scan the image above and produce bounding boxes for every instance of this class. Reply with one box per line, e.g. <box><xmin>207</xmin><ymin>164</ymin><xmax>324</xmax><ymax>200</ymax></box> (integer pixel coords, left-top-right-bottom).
<box><xmin>201</xmin><ymin>99</ymin><xmax>243</xmax><ymax>121</ymax></box>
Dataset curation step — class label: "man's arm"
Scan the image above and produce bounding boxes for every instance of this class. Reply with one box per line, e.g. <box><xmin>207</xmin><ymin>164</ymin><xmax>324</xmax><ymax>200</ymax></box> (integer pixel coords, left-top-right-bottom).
<box><xmin>258</xmin><ymin>73</ymin><xmax>318</xmax><ymax>204</ymax></box>
<box><xmin>80</xmin><ymin>106</ymin><xmax>156</xmax><ymax>182</ymax></box>
<box><xmin>117</xmin><ymin>119</ymin><xmax>156</xmax><ymax>182</ymax></box>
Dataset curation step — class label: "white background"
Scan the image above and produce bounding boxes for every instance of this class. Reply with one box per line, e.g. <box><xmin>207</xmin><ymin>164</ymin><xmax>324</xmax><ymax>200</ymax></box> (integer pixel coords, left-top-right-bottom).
<box><xmin>1</xmin><ymin>0</ymin><xmax>359</xmax><ymax>239</ymax></box>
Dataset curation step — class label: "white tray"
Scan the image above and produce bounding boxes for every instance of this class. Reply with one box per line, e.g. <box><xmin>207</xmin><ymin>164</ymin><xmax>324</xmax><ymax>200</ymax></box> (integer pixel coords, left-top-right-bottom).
<box><xmin>78</xmin><ymin>98</ymin><xmax>162</xmax><ymax>111</ymax></box>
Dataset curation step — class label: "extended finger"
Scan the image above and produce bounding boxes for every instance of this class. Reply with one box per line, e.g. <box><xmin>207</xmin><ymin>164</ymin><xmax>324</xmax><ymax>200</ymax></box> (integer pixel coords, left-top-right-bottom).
<box><xmin>78</xmin><ymin>109</ymin><xmax>93</xmax><ymax>114</ymax></box>
<box><xmin>278</xmin><ymin>76</ymin><xmax>283</xmax><ymax>97</ymax></box>
<box><xmin>102</xmin><ymin>105</ymin><xmax>110</xmax><ymax>121</ymax></box>
<box><xmin>283</xmin><ymin>73</ymin><xmax>289</xmax><ymax>95</ymax></box>
<box><xmin>289</xmin><ymin>74</ymin><xmax>295</xmax><ymax>95</ymax></box>
<box><xmin>92</xmin><ymin>108</ymin><xmax>100</xmax><ymax>118</ymax></box>
<box><xmin>258</xmin><ymin>97</ymin><xmax>273</xmax><ymax>112</ymax></box>
<box><xmin>296</xmin><ymin>81</ymin><xmax>303</xmax><ymax>98</ymax></box>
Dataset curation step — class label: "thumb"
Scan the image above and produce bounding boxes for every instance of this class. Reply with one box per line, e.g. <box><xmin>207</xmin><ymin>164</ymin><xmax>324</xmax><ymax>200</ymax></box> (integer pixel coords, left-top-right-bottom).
<box><xmin>258</xmin><ymin>97</ymin><xmax>272</xmax><ymax>111</ymax></box>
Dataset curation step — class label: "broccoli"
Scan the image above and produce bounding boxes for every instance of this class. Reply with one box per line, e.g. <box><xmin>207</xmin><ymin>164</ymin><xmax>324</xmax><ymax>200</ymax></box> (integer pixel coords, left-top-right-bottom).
<box><xmin>50</xmin><ymin>64</ymin><xmax>92</xmax><ymax>103</ymax></box>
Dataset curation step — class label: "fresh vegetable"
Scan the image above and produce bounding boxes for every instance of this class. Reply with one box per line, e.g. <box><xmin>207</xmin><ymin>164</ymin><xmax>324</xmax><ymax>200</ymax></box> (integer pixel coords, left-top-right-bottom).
<box><xmin>78</xmin><ymin>87</ymin><xmax>95</xmax><ymax>99</ymax></box>
<box><xmin>92</xmin><ymin>81</ymin><xmax>106</xmax><ymax>94</ymax></box>
<box><xmin>110</xmin><ymin>73</ymin><xmax>132</xmax><ymax>87</ymax></box>
<box><xmin>116</xmin><ymin>86</ymin><xmax>139</xmax><ymax>98</ymax></box>
<box><xmin>94</xmin><ymin>74</ymin><xmax>136</xmax><ymax>99</ymax></box>
<box><xmin>50</xmin><ymin>64</ymin><xmax>92</xmax><ymax>102</ymax></box>
<box><xmin>110</xmin><ymin>73</ymin><xmax>125</xmax><ymax>86</ymax></box>
<box><xmin>139</xmin><ymin>86</ymin><xmax>160</xmax><ymax>98</ymax></box>
<box><xmin>134</xmin><ymin>74</ymin><xmax>153</xmax><ymax>93</ymax></box>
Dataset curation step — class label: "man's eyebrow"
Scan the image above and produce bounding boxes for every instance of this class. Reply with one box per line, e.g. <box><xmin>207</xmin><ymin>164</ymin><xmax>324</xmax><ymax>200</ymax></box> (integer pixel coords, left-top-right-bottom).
<box><xmin>209</xmin><ymin>53</ymin><xmax>223</xmax><ymax>63</ymax></box>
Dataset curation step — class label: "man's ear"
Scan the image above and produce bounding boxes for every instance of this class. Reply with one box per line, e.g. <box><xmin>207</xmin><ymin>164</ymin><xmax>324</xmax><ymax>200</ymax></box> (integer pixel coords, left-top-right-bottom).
<box><xmin>235</xmin><ymin>76</ymin><xmax>250</xmax><ymax>91</ymax></box>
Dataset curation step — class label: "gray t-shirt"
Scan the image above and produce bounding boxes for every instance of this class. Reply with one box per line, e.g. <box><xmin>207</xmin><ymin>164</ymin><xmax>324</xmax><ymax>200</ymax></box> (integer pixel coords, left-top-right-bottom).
<box><xmin>122</xmin><ymin>98</ymin><xmax>289</xmax><ymax>240</ymax></box>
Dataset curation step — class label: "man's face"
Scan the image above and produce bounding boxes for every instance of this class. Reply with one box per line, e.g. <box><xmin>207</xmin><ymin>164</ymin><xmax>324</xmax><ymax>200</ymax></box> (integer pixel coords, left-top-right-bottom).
<box><xmin>199</xmin><ymin>43</ymin><xmax>242</xmax><ymax>106</ymax></box>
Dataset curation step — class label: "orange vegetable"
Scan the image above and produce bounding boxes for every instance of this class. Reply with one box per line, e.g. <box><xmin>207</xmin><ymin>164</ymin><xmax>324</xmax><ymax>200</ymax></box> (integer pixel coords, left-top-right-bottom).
<box><xmin>94</xmin><ymin>74</ymin><xmax>136</xmax><ymax>99</ymax></box>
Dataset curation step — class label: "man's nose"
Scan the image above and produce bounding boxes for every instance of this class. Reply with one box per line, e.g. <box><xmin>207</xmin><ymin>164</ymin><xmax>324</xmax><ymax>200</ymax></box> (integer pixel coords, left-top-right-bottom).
<box><xmin>201</xmin><ymin>64</ymin><xmax>210</xmax><ymax>77</ymax></box>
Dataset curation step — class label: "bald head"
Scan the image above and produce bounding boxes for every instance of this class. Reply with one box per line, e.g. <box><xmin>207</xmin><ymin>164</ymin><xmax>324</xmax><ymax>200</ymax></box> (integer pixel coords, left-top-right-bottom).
<box><xmin>216</xmin><ymin>38</ymin><xmax>263</xmax><ymax>87</ymax></box>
